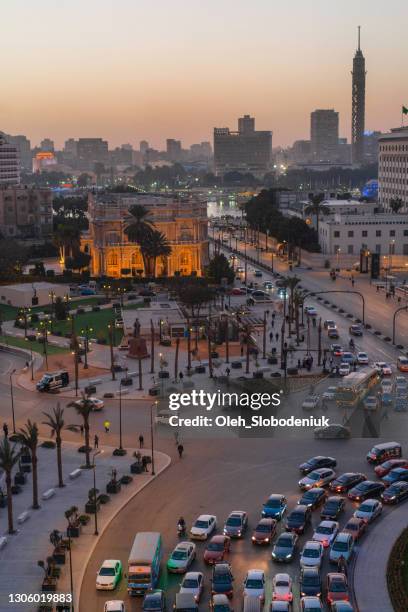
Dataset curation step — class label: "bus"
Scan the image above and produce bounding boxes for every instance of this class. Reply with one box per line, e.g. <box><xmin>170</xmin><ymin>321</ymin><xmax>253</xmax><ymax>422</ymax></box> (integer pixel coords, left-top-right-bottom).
<box><xmin>127</xmin><ymin>532</ymin><xmax>162</xmax><ymax>596</ymax></box>
<box><xmin>335</xmin><ymin>368</ymin><xmax>380</xmax><ymax>408</ymax></box>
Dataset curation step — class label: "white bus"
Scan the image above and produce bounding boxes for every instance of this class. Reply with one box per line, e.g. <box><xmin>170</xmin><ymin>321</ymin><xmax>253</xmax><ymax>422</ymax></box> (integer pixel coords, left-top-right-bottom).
<box><xmin>335</xmin><ymin>368</ymin><xmax>380</xmax><ymax>408</ymax></box>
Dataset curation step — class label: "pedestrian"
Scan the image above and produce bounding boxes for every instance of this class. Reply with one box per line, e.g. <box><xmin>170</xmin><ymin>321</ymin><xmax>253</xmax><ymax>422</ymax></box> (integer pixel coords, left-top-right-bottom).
<box><xmin>337</xmin><ymin>555</ymin><xmax>347</xmax><ymax>577</ymax></box>
<box><xmin>139</xmin><ymin>434</ymin><xmax>144</xmax><ymax>448</ymax></box>
<box><xmin>179</xmin><ymin>371</ymin><xmax>184</xmax><ymax>381</ymax></box>
<box><xmin>226</xmin><ymin>367</ymin><xmax>231</xmax><ymax>377</ymax></box>
<box><xmin>240</xmin><ymin>345</ymin><xmax>244</xmax><ymax>356</ymax></box>
<box><xmin>2</xmin><ymin>422</ymin><xmax>8</xmax><ymax>438</ymax></box>
<box><xmin>177</xmin><ymin>443</ymin><xmax>184</xmax><ymax>458</ymax></box>
<box><xmin>104</xmin><ymin>420</ymin><xmax>110</xmax><ymax>434</ymax></box>
<box><xmin>351</xmin><ymin>278</ymin><xmax>355</xmax><ymax>287</ymax></box>
<box><xmin>94</xmin><ymin>434</ymin><xmax>99</xmax><ymax>449</ymax></box>
<box><xmin>297</xmin><ymin>359</ymin><xmax>301</xmax><ymax>369</ymax></box>
<box><xmin>80</xmin><ymin>424</ymin><xmax>84</xmax><ymax>436</ymax></box>
<box><xmin>141</xmin><ymin>455</ymin><xmax>148</xmax><ymax>472</ymax></box>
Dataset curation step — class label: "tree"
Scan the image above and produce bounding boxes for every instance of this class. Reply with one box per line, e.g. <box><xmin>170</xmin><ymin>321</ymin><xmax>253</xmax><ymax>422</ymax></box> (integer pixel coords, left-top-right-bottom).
<box><xmin>124</xmin><ymin>205</ymin><xmax>155</xmax><ymax>274</ymax></box>
<box><xmin>282</xmin><ymin>275</ymin><xmax>301</xmax><ymax>322</ymax></box>
<box><xmin>140</xmin><ymin>230</ymin><xmax>172</xmax><ymax>277</ymax></box>
<box><xmin>389</xmin><ymin>197</ymin><xmax>404</xmax><ymax>213</ymax></box>
<box><xmin>53</xmin><ymin>222</ymin><xmax>81</xmax><ymax>263</ymax></box>
<box><xmin>0</xmin><ymin>239</ymin><xmax>29</xmax><ymax>281</ymax></box>
<box><xmin>179</xmin><ymin>284</ymin><xmax>215</xmax><ymax>349</ymax></box>
<box><xmin>15</xmin><ymin>420</ymin><xmax>40</xmax><ymax>509</ymax></box>
<box><xmin>65</xmin><ymin>251</ymin><xmax>91</xmax><ymax>273</ymax></box>
<box><xmin>54</xmin><ymin>297</ymin><xmax>68</xmax><ymax>321</ymax></box>
<box><xmin>205</xmin><ymin>253</ymin><xmax>235</xmax><ymax>285</ymax></box>
<box><xmin>77</xmin><ymin>173</ymin><xmax>92</xmax><ymax>188</ymax></box>
<box><xmin>42</xmin><ymin>404</ymin><xmax>66</xmax><ymax>488</ymax></box>
<box><xmin>0</xmin><ymin>437</ymin><xmax>21</xmax><ymax>533</ymax></box>
<box><xmin>67</xmin><ymin>393</ymin><xmax>94</xmax><ymax>468</ymax></box>
<box><xmin>304</xmin><ymin>193</ymin><xmax>330</xmax><ymax>238</ymax></box>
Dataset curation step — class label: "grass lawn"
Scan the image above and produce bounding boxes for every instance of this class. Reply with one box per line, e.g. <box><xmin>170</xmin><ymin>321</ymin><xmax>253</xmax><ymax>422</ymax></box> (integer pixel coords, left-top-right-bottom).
<box><xmin>0</xmin><ymin>335</ymin><xmax>68</xmax><ymax>355</ymax></box>
<box><xmin>123</xmin><ymin>301</ymin><xmax>145</xmax><ymax>310</ymax></box>
<box><xmin>37</xmin><ymin>308</ymin><xmax>124</xmax><ymax>346</ymax></box>
<box><xmin>0</xmin><ymin>297</ymin><xmax>105</xmax><ymax>322</ymax></box>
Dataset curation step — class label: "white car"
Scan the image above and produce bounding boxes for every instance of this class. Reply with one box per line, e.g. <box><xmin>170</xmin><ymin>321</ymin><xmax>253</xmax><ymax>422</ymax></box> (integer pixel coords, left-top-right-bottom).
<box><xmin>339</xmin><ymin>363</ymin><xmax>351</xmax><ymax>376</ymax></box>
<box><xmin>75</xmin><ymin>396</ymin><xmax>104</xmax><ymax>411</ymax></box>
<box><xmin>353</xmin><ymin>499</ymin><xmax>383</xmax><ymax>523</ymax></box>
<box><xmin>305</xmin><ymin>306</ymin><xmax>317</xmax><ymax>317</ymax></box>
<box><xmin>357</xmin><ymin>352</ymin><xmax>369</xmax><ymax>365</ymax></box>
<box><xmin>243</xmin><ymin>569</ymin><xmax>265</xmax><ymax>601</ymax></box>
<box><xmin>104</xmin><ymin>602</ymin><xmax>125</xmax><ymax>612</ymax></box>
<box><xmin>179</xmin><ymin>571</ymin><xmax>204</xmax><ymax>601</ymax></box>
<box><xmin>190</xmin><ymin>514</ymin><xmax>217</xmax><ymax>540</ymax></box>
<box><xmin>299</xmin><ymin>541</ymin><xmax>324</xmax><ymax>568</ymax></box>
<box><xmin>167</xmin><ymin>541</ymin><xmax>196</xmax><ymax>573</ymax></box>
<box><xmin>96</xmin><ymin>559</ymin><xmax>122</xmax><ymax>590</ymax></box>
<box><xmin>272</xmin><ymin>573</ymin><xmax>293</xmax><ymax>602</ymax></box>
<box><xmin>302</xmin><ymin>396</ymin><xmax>321</xmax><ymax>411</ymax></box>
<box><xmin>312</xmin><ymin>520</ymin><xmax>339</xmax><ymax>548</ymax></box>
<box><xmin>374</xmin><ymin>362</ymin><xmax>392</xmax><ymax>376</ymax></box>
<box><xmin>322</xmin><ymin>387</ymin><xmax>337</xmax><ymax>401</ymax></box>
<box><xmin>381</xmin><ymin>379</ymin><xmax>393</xmax><ymax>392</ymax></box>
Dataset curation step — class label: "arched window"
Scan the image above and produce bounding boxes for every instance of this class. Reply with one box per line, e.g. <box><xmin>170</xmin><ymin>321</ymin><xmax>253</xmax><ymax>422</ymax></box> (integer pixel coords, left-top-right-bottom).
<box><xmin>105</xmin><ymin>232</ymin><xmax>120</xmax><ymax>245</ymax></box>
<box><xmin>107</xmin><ymin>252</ymin><xmax>118</xmax><ymax>266</ymax></box>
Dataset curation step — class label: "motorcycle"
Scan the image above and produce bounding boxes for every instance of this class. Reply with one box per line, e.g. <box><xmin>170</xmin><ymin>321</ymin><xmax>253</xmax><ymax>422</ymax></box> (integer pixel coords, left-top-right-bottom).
<box><xmin>177</xmin><ymin>523</ymin><xmax>186</xmax><ymax>537</ymax></box>
<box><xmin>349</xmin><ymin>339</ymin><xmax>355</xmax><ymax>349</ymax></box>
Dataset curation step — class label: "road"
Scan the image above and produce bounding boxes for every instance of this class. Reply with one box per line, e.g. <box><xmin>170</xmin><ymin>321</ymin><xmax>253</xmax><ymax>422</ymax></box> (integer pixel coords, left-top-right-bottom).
<box><xmin>79</xmin><ymin>435</ymin><xmax>405</xmax><ymax>612</ymax></box>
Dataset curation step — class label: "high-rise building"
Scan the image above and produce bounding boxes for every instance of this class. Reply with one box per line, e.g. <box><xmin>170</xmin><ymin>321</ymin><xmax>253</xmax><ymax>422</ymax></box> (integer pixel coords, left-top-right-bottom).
<box><xmin>166</xmin><ymin>138</ymin><xmax>182</xmax><ymax>162</ymax></box>
<box><xmin>40</xmin><ymin>138</ymin><xmax>54</xmax><ymax>152</ymax></box>
<box><xmin>140</xmin><ymin>140</ymin><xmax>149</xmax><ymax>155</ymax></box>
<box><xmin>378</xmin><ymin>127</ymin><xmax>408</xmax><ymax>211</ymax></box>
<box><xmin>310</xmin><ymin>109</ymin><xmax>339</xmax><ymax>162</ymax></box>
<box><xmin>0</xmin><ymin>134</ymin><xmax>20</xmax><ymax>185</ymax></box>
<box><xmin>213</xmin><ymin>115</ymin><xmax>272</xmax><ymax>177</ymax></box>
<box><xmin>351</xmin><ymin>26</ymin><xmax>366</xmax><ymax>165</ymax></box>
<box><xmin>1</xmin><ymin>133</ymin><xmax>32</xmax><ymax>171</ymax></box>
<box><xmin>77</xmin><ymin>138</ymin><xmax>109</xmax><ymax>165</ymax></box>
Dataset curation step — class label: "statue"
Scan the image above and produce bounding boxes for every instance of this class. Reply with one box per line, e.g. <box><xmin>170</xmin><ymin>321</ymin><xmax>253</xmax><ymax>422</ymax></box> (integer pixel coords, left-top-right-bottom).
<box><xmin>133</xmin><ymin>318</ymin><xmax>141</xmax><ymax>338</ymax></box>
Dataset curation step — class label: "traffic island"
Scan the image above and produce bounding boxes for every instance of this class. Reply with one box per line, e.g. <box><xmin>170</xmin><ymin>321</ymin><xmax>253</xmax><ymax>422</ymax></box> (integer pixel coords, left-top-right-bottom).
<box><xmin>387</xmin><ymin>527</ymin><xmax>408</xmax><ymax>611</ymax></box>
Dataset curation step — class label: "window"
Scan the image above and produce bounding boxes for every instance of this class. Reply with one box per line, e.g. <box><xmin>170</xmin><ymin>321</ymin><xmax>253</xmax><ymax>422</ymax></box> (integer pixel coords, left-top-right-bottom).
<box><xmin>334</xmin><ymin>231</ymin><xmax>340</xmax><ymax>238</ymax></box>
<box><xmin>403</xmin><ymin>245</ymin><xmax>408</xmax><ymax>255</ymax></box>
<box><xmin>390</xmin><ymin>230</ymin><xmax>396</xmax><ymax>237</ymax></box>
<box><xmin>375</xmin><ymin>244</ymin><xmax>381</xmax><ymax>253</ymax></box>
<box><xmin>404</xmin><ymin>230</ymin><xmax>408</xmax><ymax>236</ymax></box>
<box><xmin>376</xmin><ymin>230</ymin><xmax>382</xmax><ymax>237</ymax></box>
<box><xmin>347</xmin><ymin>245</ymin><xmax>354</xmax><ymax>254</ymax></box>
<box><xmin>348</xmin><ymin>231</ymin><xmax>354</xmax><ymax>238</ymax></box>
<box><xmin>362</xmin><ymin>231</ymin><xmax>368</xmax><ymax>237</ymax></box>
<box><xmin>107</xmin><ymin>253</ymin><xmax>118</xmax><ymax>266</ymax></box>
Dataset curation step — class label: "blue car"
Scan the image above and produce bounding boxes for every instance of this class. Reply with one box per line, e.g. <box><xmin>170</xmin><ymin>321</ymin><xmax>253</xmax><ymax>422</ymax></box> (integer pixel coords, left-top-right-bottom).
<box><xmin>262</xmin><ymin>494</ymin><xmax>287</xmax><ymax>520</ymax></box>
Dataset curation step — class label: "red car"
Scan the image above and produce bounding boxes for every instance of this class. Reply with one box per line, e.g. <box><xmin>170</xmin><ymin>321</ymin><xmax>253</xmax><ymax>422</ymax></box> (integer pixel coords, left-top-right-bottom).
<box><xmin>203</xmin><ymin>535</ymin><xmax>230</xmax><ymax>564</ymax></box>
<box><xmin>342</xmin><ymin>517</ymin><xmax>366</xmax><ymax>541</ymax></box>
<box><xmin>326</xmin><ymin>573</ymin><xmax>349</xmax><ymax>605</ymax></box>
<box><xmin>230</xmin><ymin>288</ymin><xmax>246</xmax><ymax>295</ymax></box>
<box><xmin>374</xmin><ymin>459</ymin><xmax>408</xmax><ymax>478</ymax></box>
<box><xmin>251</xmin><ymin>518</ymin><xmax>277</xmax><ymax>545</ymax></box>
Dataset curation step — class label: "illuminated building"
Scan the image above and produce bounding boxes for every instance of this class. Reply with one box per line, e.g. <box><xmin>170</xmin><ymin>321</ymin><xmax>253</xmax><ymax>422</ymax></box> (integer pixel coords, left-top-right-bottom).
<box><xmin>32</xmin><ymin>151</ymin><xmax>57</xmax><ymax>173</ymax></box>
<box><xmin>81</xmin><ymin>193</ymin><xmax>209</xmax><ymax>277</ymax></box>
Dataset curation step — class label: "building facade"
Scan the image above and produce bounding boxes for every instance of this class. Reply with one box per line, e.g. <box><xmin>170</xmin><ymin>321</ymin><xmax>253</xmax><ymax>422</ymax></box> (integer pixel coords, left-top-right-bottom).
<box><xmin>351</xmin><ymin>27</ymin><xmax>366</xmax><ymax>165</ymax></box>
<box><xmin>310</xmin><ymin>109</ymin><xmax>339</xmax><ymax>163</ymax></box>
<box><xmin>213</xmin><ymin>115</ymin><xmax>272</xmax><ymax>177</ymax></box>
<box><xmin>378</xmin><ymin>127</ymin><xmax>408</xmax><ymax>211</ymax></box>
<box><xmin>0</xmin><ymin>185</ymin><xmax>53</xmax><ymax>238</ymax></box>
<box><xmin>81</xmin><ymin>193</ymin><xmax>209</xmax><ymax>278</ymax></box>
<box><xmin>0</xmin><ymin>135</ymin><xmax>20</xmax><ymax>185</ymax></box>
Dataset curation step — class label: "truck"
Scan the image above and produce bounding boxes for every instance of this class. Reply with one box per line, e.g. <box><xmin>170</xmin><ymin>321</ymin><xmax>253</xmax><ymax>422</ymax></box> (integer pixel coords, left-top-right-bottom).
<box><xmin>127</xmin><ymin>532</ymin><xmax>162</xmax><ymax>596</ymax></box>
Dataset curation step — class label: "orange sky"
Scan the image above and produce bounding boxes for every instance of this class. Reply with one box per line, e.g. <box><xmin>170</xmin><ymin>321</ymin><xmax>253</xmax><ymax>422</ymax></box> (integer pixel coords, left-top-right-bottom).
<box><xmin>1</xmin><ymin>0</ymin><xmax>407</xmax><ymax>149</ymax></box>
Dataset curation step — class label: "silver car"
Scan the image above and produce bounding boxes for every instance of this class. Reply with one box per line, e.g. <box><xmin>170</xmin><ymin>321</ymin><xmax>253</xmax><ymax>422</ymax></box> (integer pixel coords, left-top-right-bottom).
<box><xmin>299</xmin><ymin>468</ymin><xmax>336</xmax><ymax>491</ymax></box>
<box><xmin>302</xmin><ymin>396</ymin><xmax>321</xmax><ymax>411</ymax></box>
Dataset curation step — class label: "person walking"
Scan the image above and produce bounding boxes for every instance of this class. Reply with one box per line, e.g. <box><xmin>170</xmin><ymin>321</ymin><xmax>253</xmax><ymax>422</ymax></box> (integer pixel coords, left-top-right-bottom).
<box><xmin>179</xmin><ymin>371</ymin><xmax>184</xmax><ymax>382</ymax></box>
<box><xmin>104</xmin><ymin>420</ymin><xmax>110</xmax><ymax>434</ymax></box>
<box><xmin>337</xmin><ymin>555</ymin><xmax>347</xmax><ymax>577</ymax></box>
<box><xmin>139</xmin><ymin>434</ymin><xmax>144</xmax><ymax>448</ymax></box>
<box><xmin>177</xmin><ymin>443</ymin><xmax>184</xmax><ymax>458</ymax></box>
<box><xmin>226</xmin><ymin>367</ymin><xmax>231</xmax><ymax>377</ymax></box>
<box><xmin>94</xmin><ymin>434</ymin><xmax>99</xmax><ymax>449</ymax></box>
<box><xmin>2</xmin><ymin>422</ymin><xmax>8</xmax><ymax>438</ymax></box>
<box><xmin>141</xmin><ymin>455</ymin><xmax>148</xmax><ymax>472</ymax></box>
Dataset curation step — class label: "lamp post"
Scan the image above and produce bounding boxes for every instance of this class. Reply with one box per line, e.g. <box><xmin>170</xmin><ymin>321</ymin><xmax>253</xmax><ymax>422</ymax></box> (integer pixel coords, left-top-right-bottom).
<box><xmin>25</xmin><ymin>339</ymin><xmax>34</xmax><ymax>381</ymax></box>
<box><xmin>389</xmin><ymin>240</ymin><xmax>395</xmax><ymax>273</ymax></box>
<box><xmin>92</xmin><ymin>450</ymin><xmax>101</xmax><ymax>535</ymax></box>
<box><xmin>68</xmin><ymin>531</ymin><xmax>74</xmax><ymax>611</ymax></box>
<box><xmin>118</xmin><ymin>378</ymin><xmax>124</xmax><ymax>451</ymax></box>
<box><xmin>150</xmin><ymin>401</ymin><xmax>157</xmax><ymax>475</ymax></box>
<box><xmin>81</xmin><ymin>325</ymin><xmax>93</xmax><ymax>369</ymax></box>
<box><xmin>10</xmin><ymin>369</ymin><xmax>16</xmax><ymax>433</ymax></box>
<box><xmin>336</xmin><ymin>248</ymin><xmax>341</xmax><ymax>270</ymax></box>
<box><xmin>244</xmin><ymin>227</ymin><xmax>248</xmax><ymax>286</ymax></box>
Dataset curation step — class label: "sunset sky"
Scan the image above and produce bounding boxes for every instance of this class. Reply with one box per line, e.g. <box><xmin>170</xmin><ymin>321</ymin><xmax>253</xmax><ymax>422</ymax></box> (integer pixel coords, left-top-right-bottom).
<box><xmin>1</xmin><ymin>0</ymin><xmax>407</xmax><ymax>149</ymax></box>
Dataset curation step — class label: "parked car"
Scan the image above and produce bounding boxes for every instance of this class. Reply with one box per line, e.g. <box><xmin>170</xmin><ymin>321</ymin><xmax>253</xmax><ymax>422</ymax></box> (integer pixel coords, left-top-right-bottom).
<box><xmin>329</xmin><ymin>533</ymin><xmax>354</xmax><ymax>564</ymax></box>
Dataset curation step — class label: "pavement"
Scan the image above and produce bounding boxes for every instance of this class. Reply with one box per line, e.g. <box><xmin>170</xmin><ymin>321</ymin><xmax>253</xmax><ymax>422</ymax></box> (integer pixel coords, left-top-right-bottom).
<box><xmin>0</xmin><ymin>440</ymin><xmax>170</xmax><ymax>612</ymax></box>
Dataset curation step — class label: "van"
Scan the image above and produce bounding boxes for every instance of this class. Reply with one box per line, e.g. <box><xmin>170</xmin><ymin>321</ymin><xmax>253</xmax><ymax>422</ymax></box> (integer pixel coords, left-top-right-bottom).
<box><xmin>397</xmin><ymin>356</ymin><xmax>408</xmax><ymax>372</ymax></box>
<box><xmin>366</xmin><ymin>442</ymin><xmax>402</xmax><ymax>464</ymax></box>
<box><xmin>243</xmin><ymin>596</ymin><xmax>262</xmax><ymax>612</ymax></box>
<box><xmin>36</xmin><ymin>370</ymin><xmax>69</xmax><ymax>392</ymax></box>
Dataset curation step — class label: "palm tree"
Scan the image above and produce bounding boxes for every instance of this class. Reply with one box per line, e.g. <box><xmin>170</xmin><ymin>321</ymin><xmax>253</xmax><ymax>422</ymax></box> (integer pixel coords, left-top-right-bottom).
<box><xmin>42</xmin><ymin>404</ymin><xmax>65</xmax><ymax>488</ymax></box>
<box><xmin>67</xmin><ymin>393</ymin><xmax>94</xmax><ymax>469</ymax></box>
<box><xmin>304</xmin><ymin>194</ymin><xmax>330</xmax><ymax>238</ymax></box>
<box><xmin>0</xmin><ymin>437</ymin><xmax>21</xmax><ymax>533</ymax></box>
<box><xmin>53</xmin><ymin>223</ymin><xmax>81</xmax><ymax>264</ymax></box>
<box><xmin>140</xmin><ymin>230</ymin><xmax>172</xmax><ymax>278</ymax></box>
<box><xmin>16</xmin><ymin>420</ymin><xmax>40</xmax><ymax>509</ymax></box>
<box><xmin>293</xmin><ymin>289</ymin><xmax>304</xmax><ymax>344</ymax></box>
<box><xmin>124</xmin><ymin>205</ymin><xmax>155</xmax><ymax>274</ymax></box>
<box><xmin>282</xmin><ymin>275</ymin><xmax>301</xmax><ymax>323</ymax></box>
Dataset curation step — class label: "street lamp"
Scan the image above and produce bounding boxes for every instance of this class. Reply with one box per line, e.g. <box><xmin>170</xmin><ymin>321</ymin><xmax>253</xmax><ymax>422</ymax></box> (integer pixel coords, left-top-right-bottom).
<box><xmin>25</xmin><ymin>338</ymin><xmax>34</xmax><ymax>381</ymax></box>
<box><xmin>389</xmin><ymin>239</ymin><xmax>395</xmax><ymax>273</ymax></box>
<box><xmin>336</xmin><ymin>247</ymin><xmax>341</xmax><ymax>269</ymax></box>
<box><xmin>81</xmin><ymin>325</ymin><xmax>93</xmax><ymax>369</ymax></box>
<box><xmin>92</xmin><ymin>450</ymin><xmax>101</xmax><ymax>536</ymax></box>
<box><xmin>10</xmin><ymin>369</ymin><xmax>16</xmax><ymax>433</ymax></box>
<box><xmin>150</xmin><ymin>401</ymin><xmax>157</xmax><ymax>475</ymax></box>
<box><xmin>118</xmin><ymin>378</ymin><xmax>125</xmax><ymax>452</ymax></box>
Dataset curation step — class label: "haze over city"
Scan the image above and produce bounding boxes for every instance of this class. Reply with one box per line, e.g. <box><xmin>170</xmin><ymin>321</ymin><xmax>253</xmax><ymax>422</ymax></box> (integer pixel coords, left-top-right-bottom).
<box><xmin>2</xmin><ymin>0</ymin><xmax>408</xmax><ymax>148</ymax></box>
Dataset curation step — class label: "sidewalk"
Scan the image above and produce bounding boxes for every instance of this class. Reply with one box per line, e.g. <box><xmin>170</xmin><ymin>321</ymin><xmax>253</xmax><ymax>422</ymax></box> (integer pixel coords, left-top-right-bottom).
<box><xmin>0</xmin><ymin>441</ymin><xmax>170</xmax><ymax>612</ymax></box>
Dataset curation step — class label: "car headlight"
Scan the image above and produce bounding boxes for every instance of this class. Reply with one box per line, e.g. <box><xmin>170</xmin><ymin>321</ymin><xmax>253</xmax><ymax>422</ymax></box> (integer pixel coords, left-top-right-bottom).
<box><xmin>285</xmin><ymin>553</ymin><xmax>292</xmax><ymax>558</ymax></box>
<box><xmin>272</xmin><ymin>552</ymin><xmax>276</xmax><ymax>558</ymax></box>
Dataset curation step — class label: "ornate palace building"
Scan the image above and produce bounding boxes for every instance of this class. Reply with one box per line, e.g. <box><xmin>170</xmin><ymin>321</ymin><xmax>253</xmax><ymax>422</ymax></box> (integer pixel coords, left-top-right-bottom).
<box><xmin>81</xmin><ymin>192</ymin><xmax>209</xmax><ymax>277</ymax></box>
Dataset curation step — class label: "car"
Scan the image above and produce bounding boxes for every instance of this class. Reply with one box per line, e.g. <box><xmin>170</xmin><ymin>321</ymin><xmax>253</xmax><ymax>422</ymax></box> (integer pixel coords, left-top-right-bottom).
<box><xmin>340</xmin><ymin>352</ymin><xmax>355</xmax><ymax>365</ymax></box>
<box><xmin>210</xmin><ymin>594</ymin><xmax>233</xmax><ymax>612</ymax></box>
<box><xmin>272</xmin><ymin>532</ymin><xmax>298</xmax><ymax>562</ymax></box>
<box><xmin>115</xmin><ymin>318</ymin><xmax>124</xmax><ymax>328</ymax></box>
<box><xmin>167</xmin><ymin>542</ymin><xmax>196</xmax><ymax>573</ymax></box>
<box><xmin>230</xmin><ymin>287</ymin><xmax>246</xmax><ymax>295</ymax></box>
<box><xmin>321</xmin><ymin>496</ymin><xmax>345</xmax><ymax>520</ymax></box>
<box><xmin>342</xmin><ymin>517</ymin><xmax>366</xmax><ymax>541</ymax></box>
<box><xmin>262</xmin><ymin>494</ymin><xmax>287</xmax><ymax>519</ymax></box>
<box><xmin>353</xmin><ymin>498</ymin><xmax>383</xmax><ymax>523</ymax></box>
<box><xmin>330</xmin><ymin>603</ymin><xmax>354</xmax><ymax>612</ymax></box>
<box><xmin>243</xmin><ymin>569</ymin><xmax>265</xmax><ymax>601</ymax></box>
<box><xmin>326</xmin><ymin>573</ymin><xmax>349</xmax><ymax>605</ymax></box>
<box><xmin>254</xmin><ymin>270</ymin><xmax>263</xmax><ymax>277</ymax></box>
<box><xmin>204</xmin><ymin>535</ymin><xmax>230</xmax><ymax>564</ymax></box>
<box><xmin>299</xmin><ymin>568</ymin><xmax>321</xmax><ymax>598</ymax></box>
<box><xmin>179</xmin><ymin>572</ymin><xmax>204</xmax><ymax>602</ymax></box>
<box><xmin>75</xmin><ymin>396</ymin><xmax>104</xmax><ymax>411</ymax></box>
<box><xmin>272</xmin><ymin>573</ymin><xmax>293</xmax><ymax>602</ymax></box>
<box><xmin>190</xmin><ymin>515</ymin><xmax>217</xmax><ymax>540</ymax></box>
<box><xmin>328</xmin><ymin>328</ymin><xmax>339</xmax><ymax>339</ymax></box>
<box><xmin>302</xmin><ymin>395</ymin><xmax>321</xmax><ymax>411</ymax></box>
<box><xmin>330</xmin><ymin>473</ymin><xmax>367</xmax><ymax>494</ymax></box>
<box><xmin>211</xmin><ymin>563</ymin><xmax>234</xmax><ymax>598</ymax></box>
<box><xmin>173</xmin><ymin>593</ymin><xmax>198</xmax><ymax>612</ymax></box>
<box><xmin>270</xmin><ymin>602</ymin><xmax>290</xmax><ymax>612</ymax></box>
<box><xmin>300</xmin><ymin>596</ymin><xmax>323</xmax><ymax>611</ymax></box>
<box><xmin>363</xmin><ymin>396</ymin><xmax>379</xmax><ymax>411</ymax></box>
<box><xmin>298</xmin><ymin>488</ymin><xmax>327</xmax><ymax>509</ymax></box>
<box><xmin>223</xmin><ymin>511</ymin><xmax>248</xmax><ymax>538</ymax></box>
<box><xmin>314</xmin><ymin>424</ymin><xmax>351</xmax><ymax>439</ymax></box>
<box><xmin>251</xmin><ymin>518</ymin><xmax>276</xmax><ymax>545</ymax></box>
<box><xmin>374</xmin><ymin>361</ymin><xmax>392</xmax><ymax>376</ymax></box>
<box><xmin>381</xmin><ymin>378</ymin><xmax>393</xmax><ymax>392</ymax></box>
<box><xmin>395</xmin><ymin>375</ymin><xmax>407</xmax><ymax>386</ymax></box>
<box><xmin>330</xmin><ymin>344</ymin><xmax>343</xmax><ymax>356</ymax></box>
<box><xmin>324</xmin><ymin>320</ymin><xmax>337</xmax><ymax>329</ymax></box>
<box><xmin>142</xmin><ymin>590</ymin><xmax>166</xmax><ymax>612</ymax></box>
<box><xmin>300</xmin><ymin>541</ymin><xmax>324</xmax><ymax>569</ymax></box>
<box><xmin>263</xmin><ymin>281</ymin><xmax>274</xmax><ymax>290</ymax></box>
<box><xmin>339</xmin><ymin>363</ymin><xmax>351</xmax><ymax>377</ymax></box>
<box><xmin>285</xmin><ymin>505</ymin><xmax>311</xmax><ymax>534</ymax></box>
<box><xmin>105</xmin><ymin>602</ymin><xmax>126</xmax><ymax>612</ymax></box>
<box><xmin>299</xmin><ymin>456</ymin><xmax>337</xmax><ymax>474</ymax></box>
<box><xmin>357</xmin><ymin>352</ymin><xmax>369</xmax><ymax>365</ymax></box>
<box><xmin>96</xmin><ymin>560</ymin><xmax>122</xmax><ymax>590</ymax></box>
<box><xmin>397</xmin><ymin>356</ymin><xmax>408</xmax><ymax>372</ymax></box>
<box><xmin>312</xmin><ymin>521</ymin><xmax>339</xmax><ymax>547</ymax></box>
<box><xmin>323</xmin><ymin>386</ymin><xmax>337</xmax><ymax>401</ymax></box>
<box><xmin>382</xmin><ymin>467</ymin><xmax>408</xmax><ymax>486</ymax></box>
<box><xmin>381</xmin><ymin>481</ymin><xmax>408</xmax><ymax>504</ymax></box>
<box><xmin>349</xmin><ymin>325</ymin><xmax>363</xmax><ymax>336</ymax></box>
<box><xmin>348</xmin><ymin>480</ymin><xmax>385</xmax><ymax>501</ymax></box>
<box><xmin>298</xmin><ymin>468</ymin><xmax>336</xmax><ymax>491</ymax></box>
<box><xmin>329</xmin><ymin>533</ymin><xmax>354</xmax><ymax>564</ymax></box>
<box><xmin>305</xmin><ymin>306</ymin><xmax>317</xmax><ymax>317</ymax></box>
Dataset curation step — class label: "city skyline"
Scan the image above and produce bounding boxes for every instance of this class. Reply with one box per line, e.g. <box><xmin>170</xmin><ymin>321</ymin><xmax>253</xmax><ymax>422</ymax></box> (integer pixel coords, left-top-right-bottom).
<box><xmin>1</xmin><ymin>0</ymin><xmax>408</xmax><ymax>149</ymax></box>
